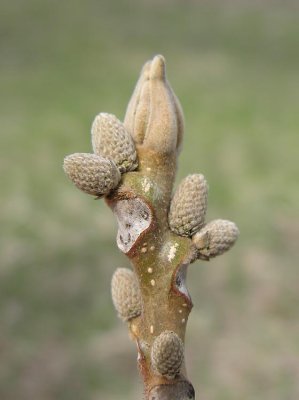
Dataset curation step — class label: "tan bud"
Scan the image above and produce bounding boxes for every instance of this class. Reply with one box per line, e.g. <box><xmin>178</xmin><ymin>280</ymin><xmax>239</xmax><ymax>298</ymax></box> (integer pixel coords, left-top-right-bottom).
<box><xmin>168</xmin><ymin>174</ymin><xmax>208</xmax><ymax>237</ymax></box>
<box><xmin>63</xmin><ymin>153</ymin><xmax>121</xmax><ymax>197</ymax></box>
<box><xmin>124</xmin><ymin>60</ymin><xmax>151</xmax><ymax>144</ymax></box>
<box><xmin>151</xmin><ymin>331</ymin><xmax>184</xmax><ymax>379</ymax></box>
<box><xmin>91</xmin><ymin>113</ymin><xmax>138</xmax><ymax>173</ymax></box>
<box><xmin>111</xmin><ymin>268</ymin><xmax>141</xmax><ymax>321</ymax></box>
<box><xmin>124</xmin><ymin>55</ymin><xmax>183</xmax><ymax>155</ymax></box>
<box><xmin>171</xmin><ymin>91</ymin><xmax>185</xmax><ymax>154</ymax></box>
<box><xmin>192</xmin><ymin>219</ymin><xmax>239</xmax><ymax>259</ymax></box>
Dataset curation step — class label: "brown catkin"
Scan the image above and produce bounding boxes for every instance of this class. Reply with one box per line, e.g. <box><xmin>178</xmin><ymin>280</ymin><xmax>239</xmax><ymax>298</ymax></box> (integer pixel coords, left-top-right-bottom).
<box><xmin>168</xmin><ymin>174</ymin><xmax>208</xmax><ymax>237</ymax></box>
<box><xmin>192</xmin><ymin>219</ymin><xmax>239</xmax><ymax>259</ymax></box>
<box><xmin>151</xmin><ymin>331</ymin><xmax>184</xmax><ymax>379</ymax></box>
<box><xmin>91</xmin><ymin>113</ymin><xmax>138</xmax><ymax>173</ymax></box>
<box><xmin>111</xmin><ymin>268</ymin><xmax>141</xmax><ymax>321</ymax></box>
<box><xmin>63</xmin><ymin>153</ymin><xmax>121</xmax><ymax>197</ymax></box>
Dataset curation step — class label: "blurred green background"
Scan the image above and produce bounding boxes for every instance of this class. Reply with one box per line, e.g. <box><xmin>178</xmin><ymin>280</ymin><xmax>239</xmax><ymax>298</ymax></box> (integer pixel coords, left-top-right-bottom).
<box><xmin>1</xmin><ymin>0</ymin><xmax>298</xmax><ymax>399</ymax></box>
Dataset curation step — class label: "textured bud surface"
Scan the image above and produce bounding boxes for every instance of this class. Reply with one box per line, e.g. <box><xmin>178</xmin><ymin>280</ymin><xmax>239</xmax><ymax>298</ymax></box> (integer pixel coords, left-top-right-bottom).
<box><xmin>63</xmin><ymin>153</ymin><xmax>121</xmax><ymax>196</ymax></box>
<box><xmin>193</xmin><ymin>219</ymin><xmax>239</xmax><ymax>259</ymax></box>
<box><xmin>91</xmin><ymin>113</ymin><xmax>138</xmax><ymax>173</ymax></box>
<box><xmin>169</xmin><ymin>174</ymin><xmax>208</xmax><ymax>237</ymax></box>
<box><xmin>151</xmin><ymin>331</ymin><xmax>184</xmax><ymax>379</ymax></box>
<box><xmin>111</xmin><ymin>268</ymin><xmax>142</xmax><ymax>321</ymax></box>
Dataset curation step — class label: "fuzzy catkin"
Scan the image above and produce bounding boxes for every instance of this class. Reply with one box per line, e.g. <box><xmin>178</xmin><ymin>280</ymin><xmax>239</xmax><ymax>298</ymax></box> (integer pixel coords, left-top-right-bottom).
<box><xmin>63</xmin><ymin>153</ymin><xmax>121</xmax><ymax>197</ymax></box>
<box><xmin>91</xmin><ymin>113</ymin><xmax>138</xmax><ymax>173</ymax></box>
<box><xmin>151</xmin><ymin>331</ymin><xmax>184</xmax><ymax>379</ymax></box>
<box><xmin>111</xmin><ymin>268</ymin><xmax>141</xmax><ymax>321</ymax></box>
<box><xmin>192</xmin><ymin>219</ymin><xmax>239</xmax><ymax>259</ymax></box>
<box><xmin>168</xmin><ymin>174</ymin><xmax>208</xmax><ymax>237</ymax></box>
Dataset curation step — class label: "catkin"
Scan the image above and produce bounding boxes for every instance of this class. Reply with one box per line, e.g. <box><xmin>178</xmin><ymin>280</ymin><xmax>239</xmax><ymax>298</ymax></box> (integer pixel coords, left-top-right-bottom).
<box><xmin>192</xmin><ymin>219</ymin><xmax>239</xmax><ymax>259</ymax></box>
<box><xmin>63</xmin><ymin>153</ymin><xmax>120</xmax><ymax>197</ymax></box>
<box><xmin>111</xmin><ymin>268</ymin><xmax>141</xmax><ymax>321</ymax></box>
<box><xmin>151</xmin><ymin>331</ymin><xmax>184</xmax><ymax>379</ymax></box>
<box><xmin>91</xmin><ymin>113</ymin><xmax>138</xmax><ymax>173</ymax></box>
<box><xmin>169</xmin><ymin>174</ymin><xmax>208</xmax><ymax>237</ymax></box>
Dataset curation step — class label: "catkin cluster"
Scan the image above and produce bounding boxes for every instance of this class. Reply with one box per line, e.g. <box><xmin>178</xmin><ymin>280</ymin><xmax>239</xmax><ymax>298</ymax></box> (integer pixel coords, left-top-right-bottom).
<box><xmin>63</xmin><ymin>113</ymin><xmax>138</xmax><ymax>197</ymax></box>
<box><xmin>63</xmin><ymin>55</ymin><xmax>240</xmax><ymax>398</ymax></box>
<box><xmin>168</xmin><ymin>174</ymin><xmax>239</xmax><ymax>259</ymax></box>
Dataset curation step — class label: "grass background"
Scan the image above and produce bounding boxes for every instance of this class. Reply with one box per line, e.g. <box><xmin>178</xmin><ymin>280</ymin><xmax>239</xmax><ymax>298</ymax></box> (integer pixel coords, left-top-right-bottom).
<box><xmin>1</xmin><ymin>0</ymin><xmax>299</xmax><ymax>399</ymax></box>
